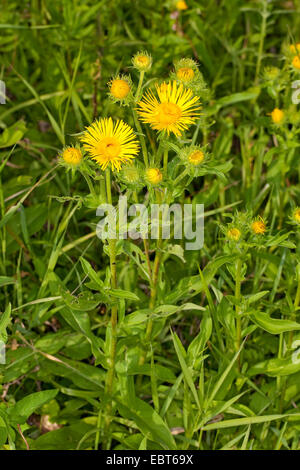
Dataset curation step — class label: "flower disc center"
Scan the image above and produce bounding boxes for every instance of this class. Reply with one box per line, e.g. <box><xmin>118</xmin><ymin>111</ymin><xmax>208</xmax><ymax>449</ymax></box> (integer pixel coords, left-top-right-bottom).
<box><xmin>97</xmin><ymin>137</ymin><xmax>121</xmax><ymax>160</ymax></box>
<box><xmin>177</xmin><ymin>67</ymin><xmax>194</xmax><ymax>82</ymax></box>
<box><xmin>157</xmin><ymin>102</ymin><xmax>182</xmax><ymax>125</ymax></box>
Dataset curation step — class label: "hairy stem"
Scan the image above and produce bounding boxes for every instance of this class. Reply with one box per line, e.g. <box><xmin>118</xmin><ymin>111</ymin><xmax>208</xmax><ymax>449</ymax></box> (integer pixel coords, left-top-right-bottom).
<box><xmin>235</xmin><ymin>257</ymin><xmax>242</xmax><ymax>361</ymax></box>
<box><xmin>132</xmin><ymin>109</ymin><xmax>149</xmax><ymax>168</ymax></box>
<box><xmin>138</xmin><ymin>191</ymin><xmax>163</xmax><ymax>370</ymax></box>
<box><xmin>103</xmin><ymin>168</ymin><xmax>118</xmax><ymax>449</ymax></box>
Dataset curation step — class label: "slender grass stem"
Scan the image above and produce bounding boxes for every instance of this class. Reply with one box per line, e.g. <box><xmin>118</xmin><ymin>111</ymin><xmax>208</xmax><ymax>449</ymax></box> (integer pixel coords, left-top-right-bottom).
<box><xmin>255</xmin><ymin>1</ymin><xmax>268</xmax><ymax>84</ymax></box>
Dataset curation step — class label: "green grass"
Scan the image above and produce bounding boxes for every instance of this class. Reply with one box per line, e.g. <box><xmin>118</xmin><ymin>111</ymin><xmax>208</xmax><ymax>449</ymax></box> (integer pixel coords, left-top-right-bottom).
<box><xmin>1</xmin><ymin>0</ymin><xmax>300</xmax><ymax>450</ymax></box>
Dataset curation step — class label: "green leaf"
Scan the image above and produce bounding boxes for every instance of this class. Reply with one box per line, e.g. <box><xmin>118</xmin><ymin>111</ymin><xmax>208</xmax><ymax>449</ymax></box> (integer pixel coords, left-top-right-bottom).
<box><xmin>0</xmin><ymin>121</ymin><xmax>26</xmax><ymax>148</ymax></box>
<box><xmin>0</xmin><ymin>416</ymin><xmax>8</xmax><ymax>447</ymax></box>
<box><xmin>216</xmin><ymin>88</ymin><xmax>260</xmax><ymax>108</ymax></box>
<box><xmin>118</xmin><ymin>397</ymin><xmax>176</xmax><ymax>450</ymax></box>
<box><xmin>122</xmin><ymin>309</ymin><xmax>150</xmax><ymax>326</ymax></box>
<box><xmin>40</xmin><ymin>355</ymin><xmax>105</xmax><ymax>390</ymax></box>
<box><xmin>248</xmin><ymin>356</ymin><xmax>300</xmax><ymax>377</ymax></box>
<box><xmin>165</xmin><ymin>255</ymin><xmax>236</xmax><ymax>304</ymax></box>
<box><xmin>0</xmin><ymin>303</ymin><xmax>11</xmax><ymax>342</ymax></box>
<box><xmin>63</xmin><ymin>291</ymin><xmax>104</xmax><ymax>312</ymax></box>
<box><xmin>251</xmin><ymin>311</ymin><xmax>300</xmax><ymax>334</ymax></box>
<box><xmin>30</xmin><ymin>421</ymin><xmax>93</xmax><ymax>450</ymax></box>
<box><xmin>188</xmin><ymin>313</ymin><xmax>212</xmax><ymax>361</ymax></box>
<box><xmin>201</xmin><ymin>413</ymin><xmax>300</xmax><ymax>431</ymax></box>
<box><xmin>59</xmin><ymin>308</ymin><xmax>104</xmax><ymax>365</ymax></box>
<box><xmin>171</xmin><ymin>331</ymin><xmax>200</xmax><ymax>408</ymax></box>
<box><xmin>117</xmin><ymin>363</ymin><xmax>176</xmax><ymax>383</ymax></box>
<box><xmin>245</xmin><ymin>291</ymin><xmax>269</xmax><ymax>305</ymax></box>
<box><xmin>109</xmin><ymin>289</ymin><xmax>140</xmax><ymax>301</ymax></box>
<box><xmin>0</xmin><ymin>276</ymin><xmax>15</xmax><ymax>287</ymax></box>
<box><xmin>80</xmin><ymin>257</ymin><xmax>103</xmax><ymax>290</ymax></box>
<box><xmin>7</xmin><ymin>390</ymin><xmax>58</xmax><ymax>425</ymax></box>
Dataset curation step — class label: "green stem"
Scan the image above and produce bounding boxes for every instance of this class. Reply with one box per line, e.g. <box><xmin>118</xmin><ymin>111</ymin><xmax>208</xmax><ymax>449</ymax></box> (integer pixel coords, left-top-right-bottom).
<box><xmin>138</xmin><ymin>191</ymin><xmax>163</xmax><ymax>369</ymax></box>
<box><xmin>132</xmin><ymin>109</ymin><xmax>149</xmax><ymax>167</ymax></box>
<box><xmin>82</xmin><ymin>172</ymin><xmax>96</xmax><ymax>197</ymax></box>
<box><xmin>100</xmin><ymin>175</ymin><xmax>106</xmax><ymax>202</ymax></box>
<box><xmin>235</xmin><ymin>257</ymin><xmax>242</xmax><ymax>358</ymax></box>
<box><xmin>174</xmin><ymin>167</ymin><xmax>189</xmax><ymax>186</ymax></box>
<box><xmin>156</xmin><ymin>140</ymin><xmax>164</xmax><ymax>165</ymax></box>
<box><xmin>288</xmin><ymin>271</ymin><xmax>300</xmax><ymax>348</ymax></box>
<box><xmin>135</xmin><ymin>70</ymin><xmax>145</xmax><ymax>102</ymax></box>
<box><xmin>103</xmin><ymin>168</ymin><xmax>118</xmax><ymax>449</ymax></box>
<box><xmin>191</xmin><ymin>119</ymin><xmax>201</xmax><ymax>146</ymax></box>
<box><xmin>277</xmin><ymin>332</ymin><xmax>284</xmax><ymax>413</ymax></box>
<box><xmin>163</xmin><ymin>149</ymin><xmax>168</xmax><ymax>175</ymax></box>
<box><xmin>133</xmin><ymin>190</ymin><xmax>152</xmax><ymax>280</ymax></box>
<box><xmin>278</xmin><ymin>267</ymin><xmax>300</xmax><ymax>414</ymax></box>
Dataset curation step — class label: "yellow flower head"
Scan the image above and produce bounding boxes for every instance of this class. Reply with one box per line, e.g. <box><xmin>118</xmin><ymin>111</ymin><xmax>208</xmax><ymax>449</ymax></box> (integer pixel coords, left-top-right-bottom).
<box><xmin>109</xmin><ymin>77</ymin><xmax>131</xmax><ymax>100</ymax></box>
<box><xmin>270</xmin><ymin>108</ymin><xmax>284</xmax><ymax>124</ymax></box>
<box><xmin>62</xmin><ymin>146</ymin><xmax>82</xmax><ymax>166</ymax></box>
<box><xmin>137</xmin><ymin>81</ymin><xmax>201</xmax><ymax>137</ymax></box>
<box><xmin>293</xmin><ymin>207</ymin><xmax>300</xmax><ymax>223</ymax></box>
<box><xmin>80</xmin><ymin>118</ymin><xmax>139</xmax><ymax>172</ymax></box>
<box><xmin>227</xmin><ymin>228</ymin><xmax>241</xmax><ymax>241</ymax></box>
<box><xmin>132</xmin><ymin>51</ymin><xmax>152</xmax><ymax>72</ymax></box>
<box><xmin>292</xmin><ymin>55</ymin><xmax>300</xmax><ymax>70</ymax></box>
<box><xmin>177</xmin><ymin>67</ymin><xmax>195</xmax><ymax>83</ymax></box>
<box><xmin>290</xmin><ymin>43</ymin><xmax>300</xmax><ymax>54</ymax></box>
<box><xmin>251</xmin><ymin>219</ymin><xmax>266</xmax><ymax>235</ymax></box>
<box><xmin>176</xmin><ymin>0</ymin><xmax>188</xmax><ymax>10</ymax></box>
<box><xmin>146</xmin><ymin>168</ymin><xmax>163</xmax><ymax>185</ymax></box>
<box><xmin>188</xmin><ymin>149</ymin><xmax>204</xmax><ymax>165</ymax></box>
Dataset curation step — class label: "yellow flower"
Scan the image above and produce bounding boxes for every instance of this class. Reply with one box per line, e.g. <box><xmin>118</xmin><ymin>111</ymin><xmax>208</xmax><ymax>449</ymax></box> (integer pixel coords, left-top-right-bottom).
<box><xmin>290</xmin><ymin>43</ymin><xmax>300</xmax><ymax>54</ymax></box>
<box><xmin>62</xmin><ymin>147</ymin><xmax>82</xmax><ymax>165</ymax></box>
<box><xmin>188</xmin><ymin>149</ymin><xmax>204</xmax><ymax>165</ymax></box>
<box><xmin>251</xmin><ymin>219</ymin><xmax>266</xmax><ymax>235</ymax></box>
<box><xmin>137</xmin><ymin>81</ymin><xmax>201</xmax><ymax>137</ymax></box>
<box><xmin>109</xmin><ymin>78</ymin><xmax>131</xmax><ymax>100</ymax></box>
<box><xmin>132</xmin><ymin>51</ymin><xmax>152</xmax><ymax>72</ymax></box>
<box><xmin>80</xmin><ymin>118</ymin><xmax>139</xmax><ymax>172</ymax></box>
<box><xmin>146</xmin><ymin>168</ymin><xmax>163</xmax><ymax>185</ymax></box>
<box><xmin>227</xmin><ymin>228</ymin><xmax>241</xmax><ymax>241</ymax></box>
<box><xmin>176</xmin><ymin>67</ymin><xmax>195</xmax><ymax>83</ymax></box>
<box><xmin>293</xmin><ymin>207</ymin><xmax>300</xmax><ymax>223</ymax></box>
<box><xmin>292</xmin><ymin>55</ymin><xmax>300</xmax><ymax>70</ymax></box>
<box><xmin>176</xmin><ymin>0</ymin><xmax>188</xmax><ymax>10</ymax></box>
<box><xmin>270</xmin><ymin>108</ymin><xmax>284</xmax><ymax>124</ymax></box>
